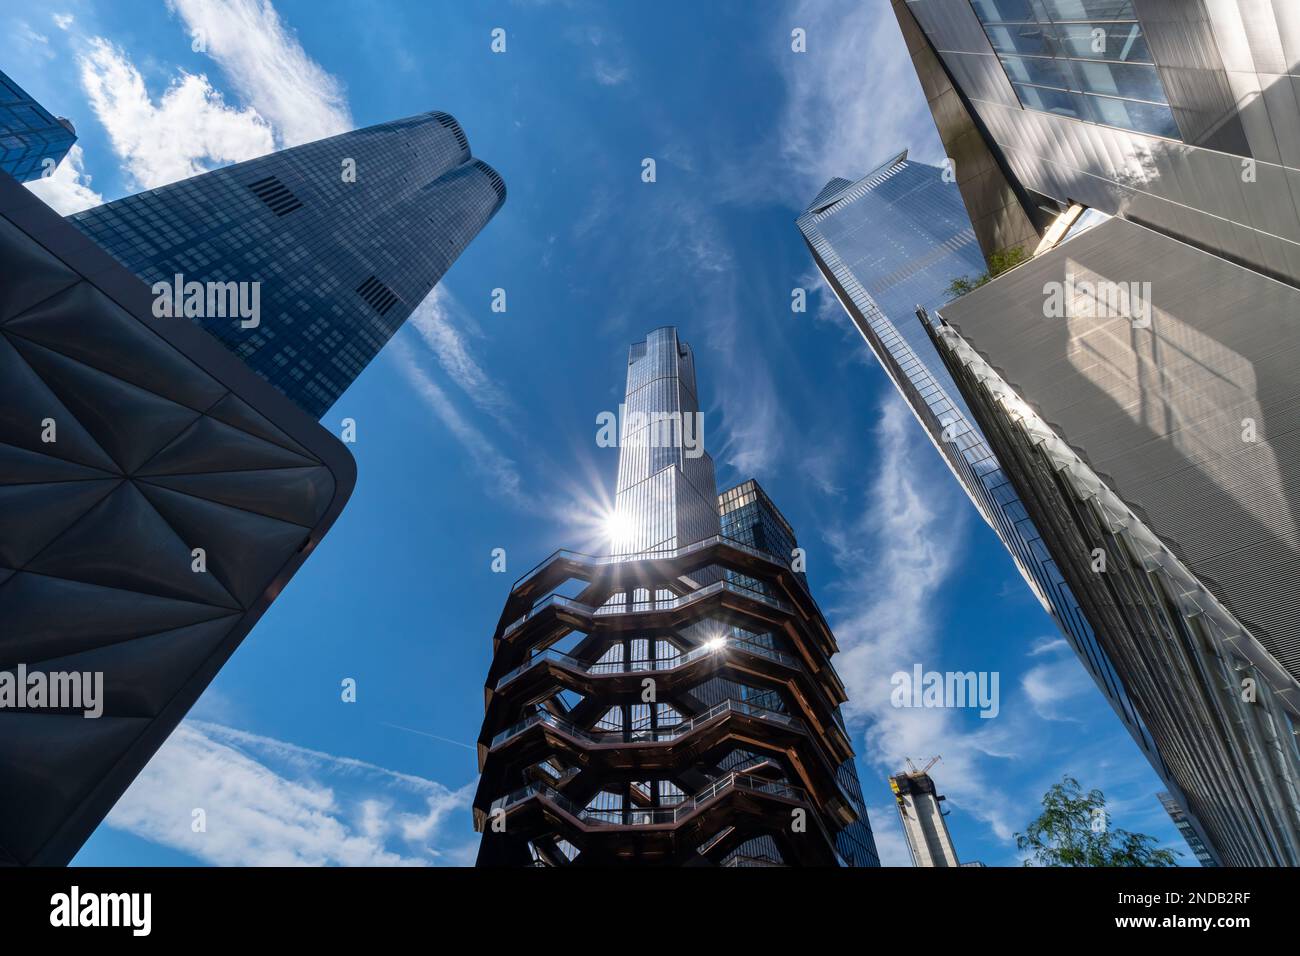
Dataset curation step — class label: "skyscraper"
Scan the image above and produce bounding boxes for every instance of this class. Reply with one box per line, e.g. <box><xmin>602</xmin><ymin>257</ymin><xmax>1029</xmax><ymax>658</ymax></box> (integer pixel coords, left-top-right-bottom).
<box><xmin>797</xmin><ymin>154</ymin><xmax>1174</xmax><ymax>855</ymax></box>
<box><xmin>473</xmin><ymin>328</ymin><xmax>878</xmax><ymax>866</ymax></box>
<box><xmin>890</xmin><ymin>761</ymin><xmax>961</xmax><ymax>867</ymax></box>
<box><xmin>889</xmin><ymin>0</ymin><xmax>1300</xmax><ymax>865</ymax></box>
<box><xmin>0</xmin><ymin>67</ymin><xmax>76</xmax><ymax>183</ymax></box>
<box><xmin>611</xmin><ymin>327</ymin><xmax>720</xmax><ymax>555</ymax></box>
<box><xmin>68</xmin><ymin>111</ymin><xmax>504</xmax><ymax>418</ymax></box>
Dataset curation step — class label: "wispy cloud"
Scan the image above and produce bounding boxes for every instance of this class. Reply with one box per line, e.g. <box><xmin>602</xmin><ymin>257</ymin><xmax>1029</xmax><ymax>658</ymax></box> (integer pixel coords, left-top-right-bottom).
<box><xmin>593</xmin><ymin>60</ymin><xmax>629</xmax><ymax>86</ymax></box>
<box><xmin>24</xmin><ymin>143</ymin><xmax>104</xmax><ymax>214</ymax></box>
<box><xmin>52</xmin><ymin>13</ymin><xmax>74</xmax><ymax>31</ymax></box>
<box><xmin>106</xmin><ymin>720</ymin><xmax>476</xmax><ymax>866</ymax></box>
<box><xmin>167</xmin><ymin>0</ymin><xmax>350</xmax><ymax>147</ymax></box>
<box><xmin>388</xmin><ymin>333</ymin><xmax>528</xmax><ymax>507</ymax></box>
<box><xmin>78</xmin><ymin>36</ymin><xmax>275</xmax><ymax>190</ymax></box>
<box><xmin>1021</xmin><ymin>639</ymin><xmax>1094</xmax><ymax>722</ymax></box>
<box><xmin>15</xmin><ymin>21</ymin><xmax>55</xmax><ymax>59</ymax></box>
<box><xmin>823</xmin><ymin>395</ymin><xmax>1020</xmax><ymax>843</ymax></box>
<box><xmin>407</xmin><ymin>287</ymin><xmax>517</xmax><ymax>429</ymax></box>
<box><xmin>720</xmin><ymin>0</ymin><xmax>941</xmax><ymax>209</ymax></box>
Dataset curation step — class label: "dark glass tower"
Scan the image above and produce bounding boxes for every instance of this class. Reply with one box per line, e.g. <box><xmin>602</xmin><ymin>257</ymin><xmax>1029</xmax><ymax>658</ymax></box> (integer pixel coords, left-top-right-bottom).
<box><xmin>0</xmin><ymin>67</ymin><xmax>76</xmax><ymax>183</ymax></box>
<box><xmin>67</xmin><ymin>111</ymin><xmax>504</xmax><ymax>418</ymax></box>
<box><xmin>473</xmin><ymin>328</ymin><xmax>878</xmax><ymax>866</ymax></box>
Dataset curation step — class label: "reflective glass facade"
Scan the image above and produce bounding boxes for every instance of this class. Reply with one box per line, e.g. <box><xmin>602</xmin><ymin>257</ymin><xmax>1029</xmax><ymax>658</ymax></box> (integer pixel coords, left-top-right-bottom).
<box><xmin>68</xmin><ymin>112</ymin><xmax>504</xmax><ymax>418</ymax></box>
<box><xmin>798</xmin><ymin>156</ymin><xmax>1169</xmax><ymax>830</ymax></box>
<box><xmin>612</xmin><ymin>327</ymin><xmax>720</xmax><ymax>554</ymax></box>
<box><xmin>718</xmin><ymin>479</ymin><xmax>878</xmax><ymax>867</ymax></box>
<box><xmin>0</xmin><ymin>68</ymin><xmax>76</xmax><ymax>183</ymax></box>
<box><xmin>901</xmin><ymin>0</ymin><xmax>1300</xmax><ymax>291</ymax></box>
<box><xmin>970</xmin><ymin>1</ymin><xmax>1178</xmax><ymax>138</ymax></box>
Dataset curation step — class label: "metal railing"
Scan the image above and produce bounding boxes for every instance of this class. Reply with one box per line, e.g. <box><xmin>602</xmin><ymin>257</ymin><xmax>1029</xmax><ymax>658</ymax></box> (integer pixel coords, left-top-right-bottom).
<box><xmin>503</xmin><ymin>578</ymin><xmax>795</xmax><ymax>638</ymax></box>
<box><xmin>489</xmin><ymin>771</ymin><xmax>809</xmax><ymax>828</ymax></box>
<box><xmin>510</xmin><ymin>534</ymin><xmax>794</xmax><ymax>593</ymax></box>
<box><xmin>490</xmin><ymin>697</ymin><xmax>804</xmax><ymax>749</ymax></box>
<box><xmin>494</xmin><ymin>635</ymin><xmax>802</xmax><ymax>692</ymax></box>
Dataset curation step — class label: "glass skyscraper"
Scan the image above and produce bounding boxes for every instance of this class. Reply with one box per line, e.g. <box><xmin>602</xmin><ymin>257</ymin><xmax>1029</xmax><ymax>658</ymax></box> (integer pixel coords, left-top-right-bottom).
<box><xmin>0</xmin><ymin>67</ymin><xmax>76</xmax><ymax>183</ymax></box>
<box><xmin>797</xmin><ymin>153</ymin><xmax>1176</xmax><ymax>854</ymax></box>
<box><xmin>612</xmin><ymin>327</ymin><xmax>720</xmax><ymax>555</ymax></box>
<box><xmin>473</xmin><ymin>328</ymin><xmax>879</xmax><ymax>866</ymax></box>
<box><xmin>67</xmin><ymin>111</ymin><xmax>504</xmax><ymax>418</ymax></box>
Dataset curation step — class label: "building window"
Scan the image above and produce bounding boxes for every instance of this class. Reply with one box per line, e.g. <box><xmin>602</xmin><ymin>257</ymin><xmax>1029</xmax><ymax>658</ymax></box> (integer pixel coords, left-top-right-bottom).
<box><xmin>970</xmin><ymin>0</ymin><xmax>1180</xmax><ymax>140</ymax></box>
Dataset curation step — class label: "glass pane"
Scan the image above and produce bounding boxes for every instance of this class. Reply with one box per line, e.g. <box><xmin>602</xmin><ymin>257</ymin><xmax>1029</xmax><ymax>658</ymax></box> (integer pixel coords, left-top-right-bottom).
<box><xmin>1013</xmin><ymin>84</ymin><xmax>1088</xmax><ymax>119</ymax></box>
<box><xmin>1073</xmin><ymin>59</ymin><xmax>1166</xmax><ymax>102</ymax></box>
<box><xmin>1037</xmin><ymin>0</ymin><xmax>1136</xmax><ymax>18</ymax></box>
<box><xmin>1053</xmin><ymin>23</ymin><xmax>1151</xmax><ymax>61</ymax></box>
<box><xmin>984</xmin><ymin>22</ymin><xmax>1055</xmax><ymax>56</ymax></box>
<box><xmin>970</xmin><ymin>0</ymin><xmax>1036</xmax><ymax>21</ymax></box>
<box><xmin>1084</xmin><ymin>94</ymin><xmax>1179</xmax><ymax>137</ymax></box>
<box><xmin>999</xmin><ymin>54</ymin><xmax>1072</xmax><ymax>89</ymax></box>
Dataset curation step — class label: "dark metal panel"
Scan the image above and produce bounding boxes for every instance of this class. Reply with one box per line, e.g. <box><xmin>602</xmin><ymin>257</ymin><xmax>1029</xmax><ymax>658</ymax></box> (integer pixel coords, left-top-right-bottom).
<box><xmin>0</xmin><ymin>171</ymin><xmax>356</xmax><ymax>866</ymax></box>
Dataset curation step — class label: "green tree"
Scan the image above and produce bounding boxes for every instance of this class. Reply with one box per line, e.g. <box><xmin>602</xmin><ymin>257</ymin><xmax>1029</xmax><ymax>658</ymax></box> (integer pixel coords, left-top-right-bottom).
<box><xmin>945</xmin><ymin>246</ymin><xmax>1031</xmax><ymax>300</ymax></box>
<box><xmin>1016</xmin><ymin>775</ymin><xmax>1180</xmax><ymax>867</ymax></box>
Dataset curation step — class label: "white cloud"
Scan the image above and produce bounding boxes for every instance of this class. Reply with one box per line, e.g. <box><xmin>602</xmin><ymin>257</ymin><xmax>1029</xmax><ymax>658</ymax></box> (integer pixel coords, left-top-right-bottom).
<box><xmin>723</xmin><ymin>0</ymin><xmax>941</xmax><ymax>208</ymax></box>
<box><xmin>168</xmin><ymin>0</ymin><xmax>352</xmax><ymax>146</ymax></box>
<box><xmin>407</xmin><ymin>287</ymin><xmax>516</xmax><ymax>428</ymax></box>
<box><xmin>593</xmin><ymin>60</ymin><xmax>629</xmax><ymax>86</ymax></box>
<box><xmin>72</xmin><ymin>0</ymin><xmax>349</xmax><ymax>195</ymax></box>
<box><xmin>52</xmin><ymin>13</ymin><xmax>74</xmax><ymax>31</ymax></box>
<box><xmin>388</xmin><ymin>333</ymin><xmax>528</xmax><ymax>507</ymax></box>
<box><xmin>824</xmin><ymin>395</ymin><xmax>1020</xmax><ymax>842</ymax></box>
<box><xmin>1021</xmin><ymin>641</ymin><xmax>1094</xmax><ymax>722</ymax></box>
<box><xmin>24</xmin><ymin>144</ymin><xmax>104</xmax><ymax>214</ymax></box>
<box><xmin>866</xmin><ymin>800</ymin><xmax>915</xmax><ymax>866</ymax></box>
<box><xmin>106</xmin><ymin>720</ymin><xmax>476</xmax><ymax>866</ymax></box>
<box><xmin>16</xmin><ymin>21</ymin><xmax>55</xmax><ymax>59</ymax></box>
<box><xmin>78</xmin><ymin>36</ymin><xmax>275</xmax><ymax>190</ymax></box>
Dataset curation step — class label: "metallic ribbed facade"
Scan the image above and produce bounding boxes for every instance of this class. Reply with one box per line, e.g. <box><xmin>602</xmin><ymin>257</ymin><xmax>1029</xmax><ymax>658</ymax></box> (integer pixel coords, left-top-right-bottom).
<box><xmin>892</xmin><ymin>0</ymin><xmax>1300</xmax><ymax>866</ymax></box>
<box><xmin>0</xmin><ymin>68</ymin><xmax>76</xmax><ymax>183</ymax></box>
<box><xmin>473</xmin><ymin>330</ymin><xmax>878</xmax><ymax>866</ymax></box>
<box><xmin>68</xmin><ymin>112</ymin><xmax>504</xmax><ymax>418</ymax></box>
<box><xmin>929</xmin><ymin>216</ymin><xmax>1300</xmax><ymax>866</ymax></box>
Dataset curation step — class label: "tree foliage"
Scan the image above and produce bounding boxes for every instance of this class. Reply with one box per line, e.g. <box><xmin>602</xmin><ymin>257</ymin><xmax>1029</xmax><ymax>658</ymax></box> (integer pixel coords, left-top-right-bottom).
<box><xmin>1015</xmin><ymin>775</ymin><xmax>1180</xmax><ymax>867</ymax></box>
<box><xmin>945</xmin><ymin>245</ymin><xmax>1031</xmax><ymax>300</ymax></box>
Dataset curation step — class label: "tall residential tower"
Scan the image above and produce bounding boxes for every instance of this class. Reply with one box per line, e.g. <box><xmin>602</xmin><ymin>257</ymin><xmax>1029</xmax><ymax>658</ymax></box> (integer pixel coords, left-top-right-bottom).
<box><xmin>68</xmin><ymin>111</ymin><xmax>504</xmax><ymax>418</ymax></box>
<box><xmin>473</xmin><ymin>328</ymin><xmax>878</xmax><ymax>866</ymax></box>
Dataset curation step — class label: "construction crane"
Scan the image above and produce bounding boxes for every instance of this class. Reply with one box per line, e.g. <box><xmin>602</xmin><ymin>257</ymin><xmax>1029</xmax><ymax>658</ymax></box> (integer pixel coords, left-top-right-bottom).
<box><xmin>904</xmin><ymin>755</ymin><xmax>941</xmax><ymax>777</ymax></box>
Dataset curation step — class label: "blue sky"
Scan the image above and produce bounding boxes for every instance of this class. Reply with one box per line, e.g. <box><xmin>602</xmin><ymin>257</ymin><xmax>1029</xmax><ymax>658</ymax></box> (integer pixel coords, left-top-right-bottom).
<box><xmin>4</xmin><ymin>0</ymin><xmax>1187</xmax><ymax>866</ymax></box>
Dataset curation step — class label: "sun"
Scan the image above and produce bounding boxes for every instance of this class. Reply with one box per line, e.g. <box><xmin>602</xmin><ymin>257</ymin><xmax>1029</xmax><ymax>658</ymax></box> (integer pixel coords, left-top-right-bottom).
<box><xmin>603</xmin><ymin>509</ymin><xmax>633</xmax><ymax>549</ymax></box>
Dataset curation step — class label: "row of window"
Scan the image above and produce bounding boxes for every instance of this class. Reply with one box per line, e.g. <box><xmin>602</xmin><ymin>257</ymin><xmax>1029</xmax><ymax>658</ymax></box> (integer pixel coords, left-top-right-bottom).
<box><xmin>970</xmin><ymin>1</ymin><xmax>1180</xmax><ymax>140</ymax></box>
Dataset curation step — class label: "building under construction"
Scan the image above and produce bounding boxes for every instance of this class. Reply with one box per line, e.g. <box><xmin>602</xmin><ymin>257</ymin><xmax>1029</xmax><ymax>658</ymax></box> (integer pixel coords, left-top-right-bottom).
<box><xmin>890</xmin><ymin>758</ymin><xmax>965</xmax><ymax>867</ymax></box>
